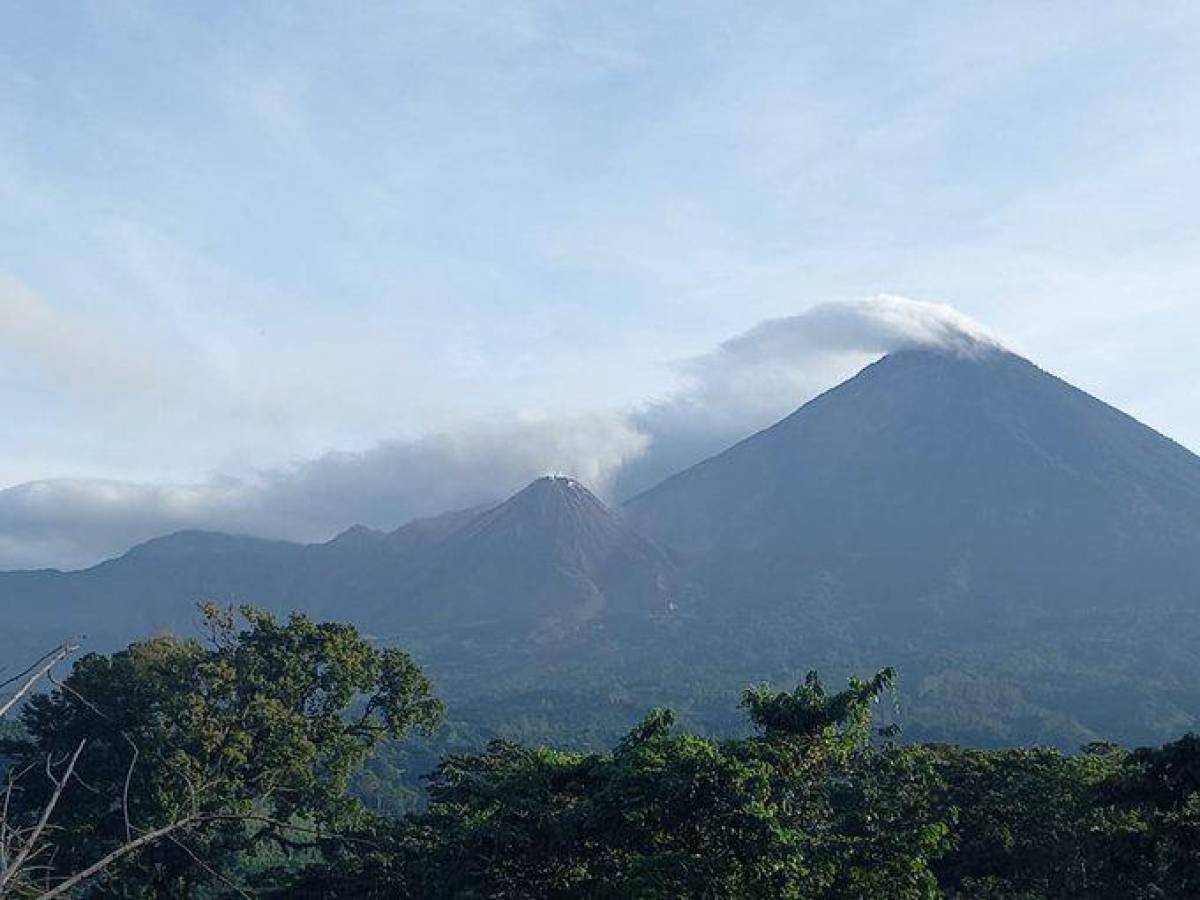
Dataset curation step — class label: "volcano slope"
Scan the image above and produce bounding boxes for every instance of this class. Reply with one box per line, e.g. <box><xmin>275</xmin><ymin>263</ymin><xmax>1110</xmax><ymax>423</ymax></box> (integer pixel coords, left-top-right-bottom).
<box><xmin>624</xmin><ymin>346</ymin><xmax>1200</xmax><ymax>746</ymax></box>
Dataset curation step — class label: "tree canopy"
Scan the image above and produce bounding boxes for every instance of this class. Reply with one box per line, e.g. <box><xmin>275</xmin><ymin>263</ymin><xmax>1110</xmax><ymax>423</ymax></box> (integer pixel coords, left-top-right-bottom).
<box><xmin>1</xmin><ymin>605</ymin><xmax>442</xmax><ymax>897</ymax></box>
<box><xmin>5</xmin><ymin>619</ymin><xmax>1200</xmax><ymax>898</ymax></box>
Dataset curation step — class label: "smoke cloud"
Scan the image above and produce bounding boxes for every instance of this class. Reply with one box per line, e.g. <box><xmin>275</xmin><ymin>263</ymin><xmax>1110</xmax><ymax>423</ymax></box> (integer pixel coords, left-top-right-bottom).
<box><xmin>0</xmin><ymin>296</ymin><xmax>997</xmax><ymax>569</ymax></box>
<box><xmin>0</xmin><ymin>414</ymin><xmax>646</xmax><ymax>570</ymax></box>
<box><xmin>254</xmin><ymin>413</ymin><xmax>648</xmax><ymax>535</ymax></box>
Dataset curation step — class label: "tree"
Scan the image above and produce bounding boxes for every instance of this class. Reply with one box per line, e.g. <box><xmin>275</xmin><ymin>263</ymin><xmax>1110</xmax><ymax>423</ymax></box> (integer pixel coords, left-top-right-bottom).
<box><xmin>289</xmin><ymin>668</ymin><xmax>950</xmax><ymax>899</ymax></box>
<box><xmin>1</xmin><ymin>605</ymin><xmax>442</xmax><ymax>898</ymax></box>
<box><xmin>740</xmin><ymin>667</ymin><xmax>897</xmax><ymax>753</ymax></box>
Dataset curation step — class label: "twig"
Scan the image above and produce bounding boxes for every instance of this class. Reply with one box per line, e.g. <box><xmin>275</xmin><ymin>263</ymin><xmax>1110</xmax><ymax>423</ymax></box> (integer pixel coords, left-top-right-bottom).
<box><xmin>0</xmin><ymin>643</ymin><xmax>77</xmax><ymax>692</ymax></box>
<box><xmin>121</xmin><ymin>737</ymin><xmax>139</xmax><ymax>843</ymax></box>
<box><xmin>0</xmin><ymin>738</ymin><xmax>86</xmax><ymax>892</ymax></box>
<box><xmin>33</xmin><ymin>816</ymin><xmax>197</xmax><ymax>900</ymax></box>
<box><xmin>165</xmin><ymin>833</ymin><xmax>252</xmax><ymax>900</ymax></box>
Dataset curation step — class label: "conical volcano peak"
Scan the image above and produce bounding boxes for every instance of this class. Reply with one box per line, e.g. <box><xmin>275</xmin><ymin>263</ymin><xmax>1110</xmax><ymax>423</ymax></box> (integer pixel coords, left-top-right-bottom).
<box><xmin>508</xmin><ymin>473</ymin><xmax>605</xmax><ymax>503</ymax></box>
<box><xmin>398</xmin><ymin>472</ymin><xmax>693</xmax><ymax>628</ymax></box>
<box><xmin>531</xmin><ymin>473</ymin><xmax>586</xmax><ymax>492</ymax></box>
<box><xmin>627</xmin><ymin>337</ymin><xmax>1200</xmax><ymax>616</ymax></box>
<box><xmin>867</xmin><ymin>344</ymin><xmax>1028</xmax><ymax>387</ymax></box>
<box><xmin>486</xmin><ymin>475</ymin><xmax>613</xmax><ymax>531</ymax></box>
<box><xmin>885</xmin><ymin>333</ymin><xmax>1012</xmax><ymax>364</ymax></box>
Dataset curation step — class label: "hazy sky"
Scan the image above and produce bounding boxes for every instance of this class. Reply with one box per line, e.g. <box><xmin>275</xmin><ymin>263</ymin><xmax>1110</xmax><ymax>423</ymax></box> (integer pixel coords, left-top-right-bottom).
<box><xmin>2</xmin><ymin>2</ymin><xmax>1199</xmax><ymax>567</ymax></box>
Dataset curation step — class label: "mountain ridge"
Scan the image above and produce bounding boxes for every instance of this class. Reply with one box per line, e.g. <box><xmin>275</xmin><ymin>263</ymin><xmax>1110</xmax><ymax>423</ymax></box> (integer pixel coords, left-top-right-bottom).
<box><xmin>5</xmin><ymin>346</ymin><xmax>1200</xmax><ymax>747</ymax></box>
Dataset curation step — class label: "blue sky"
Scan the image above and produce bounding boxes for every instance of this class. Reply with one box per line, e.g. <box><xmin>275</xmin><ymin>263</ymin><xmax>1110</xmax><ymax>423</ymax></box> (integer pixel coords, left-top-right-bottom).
<box><xmin>1</xmin><ymin>2</ymin><xmax>1199</xmax><ymax>567</ymax></box>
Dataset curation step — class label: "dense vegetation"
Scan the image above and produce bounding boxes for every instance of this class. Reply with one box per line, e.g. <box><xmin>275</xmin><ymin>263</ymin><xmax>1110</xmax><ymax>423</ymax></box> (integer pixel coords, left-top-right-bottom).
<box><xmin>0</xmin><ymin>607</ymin><xmax>442</xmax><ymax>897</ymax></box>
<box><xmin>4</xmin><ymin>611</ymin><xmax>1200</xmax><ymax>897</ymax></box>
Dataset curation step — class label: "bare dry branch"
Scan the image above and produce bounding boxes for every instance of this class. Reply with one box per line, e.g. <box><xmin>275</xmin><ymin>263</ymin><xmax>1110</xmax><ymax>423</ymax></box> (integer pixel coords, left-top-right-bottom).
<box><xmin>121</xmin><ymin>737</ymin><xmax>139</xmax><ymax>844</ymax></box>
<box><xmin>0</xmin><ymin>643</ymin><xmax>78</xmax><ymax>721</ymax></box>
<box><xmin>0</xmin><ymin>739</ymin><xmax>86</xmax><ymax>892</ymax></box>
<box><xmin>32</xmin><ymin>816</ymin><xmax>197</xmax><ymax>900</ymax></box>
<box><xmin>165</xmin><ymin>833</ymin><xmax>252</xmax><ymax>900</ymax></box>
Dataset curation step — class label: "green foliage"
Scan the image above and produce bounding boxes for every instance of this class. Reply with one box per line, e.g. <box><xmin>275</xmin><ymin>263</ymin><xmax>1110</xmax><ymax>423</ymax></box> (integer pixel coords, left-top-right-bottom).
<box><xmin>741</xmin><ymin>667</ymin><xmax>897</xmax><ymax>754</ymax></box>
<box><xmin>2</xmin><ymin>604</ymin><xmax>442</xmax><ymax>897</ymax></box>
<box><xmin>288</xmin><ymin>668</ymin><xmax>949</xmax><ymax>899</ymax></box>
<box><xmin>917</xmin><ymin>737</ymin><xmax>1200</xmax><ymax>899</ymax></box>
<box><xmin>10</xmin><ymin>615</ymin><xmax>1200</xmax><ymax>899</ymax></box>
<box><xmin>277</xmin><ymin>670</ymin><xmax>1200</xmax><ymax>900</ymax></box>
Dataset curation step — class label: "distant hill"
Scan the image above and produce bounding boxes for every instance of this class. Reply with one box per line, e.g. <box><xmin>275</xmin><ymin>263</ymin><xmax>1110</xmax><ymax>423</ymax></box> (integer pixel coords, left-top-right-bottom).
<box><xmin>5</xmin><ymin>345</ymin><xmax>1200</xmax><ymax>749</ymax></box>
<box><xmin>2</xmin><ymin>478</ymin><xmax>692</xmax><ymax>668</ymax></box>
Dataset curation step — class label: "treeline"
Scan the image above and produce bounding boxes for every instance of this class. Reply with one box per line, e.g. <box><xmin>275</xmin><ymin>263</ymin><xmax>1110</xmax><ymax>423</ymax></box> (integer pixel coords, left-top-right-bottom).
<box><xmin>2</xmin><ymin>609</ymin><xmax>1199</xmax><ymax>898</ymax></box>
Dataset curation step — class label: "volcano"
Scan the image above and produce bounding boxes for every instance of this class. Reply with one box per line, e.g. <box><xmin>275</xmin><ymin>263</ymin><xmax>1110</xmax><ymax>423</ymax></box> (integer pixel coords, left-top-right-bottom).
<box><xmin>626</xmin><ymin>346</ymin><xmax>1200</xmax><ymax>624</ymax></box>
<box><xmin>381</xmin><ymin>475</ymin><xmax>692</xmax><ymax>632</ymax></box>
<box><xmin>621</xmin><ymin>345</ymin><xmax>1200</xmax><ymax>744</ymax></box>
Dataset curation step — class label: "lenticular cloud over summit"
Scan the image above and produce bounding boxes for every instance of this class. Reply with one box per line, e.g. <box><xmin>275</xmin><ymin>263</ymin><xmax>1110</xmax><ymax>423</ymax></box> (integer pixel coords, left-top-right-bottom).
<box><xmin>0</xmin><ymin>296</ymin><xmax>1001</xmax><ymax>570</ymax></box>
<box><xmin>671</xmin><ymin>296</ymin><xmax>1003</xmax><ymax>427</ymax></box>
<box><xmin>612</xmin><ymin>296</ymin><xmax>1003</xmax><ymax>496</ymax></box>
<box><xmin>688</xmin><ymin>296</ymin><xmax>1002</xmax><ymax>374</ymax></box>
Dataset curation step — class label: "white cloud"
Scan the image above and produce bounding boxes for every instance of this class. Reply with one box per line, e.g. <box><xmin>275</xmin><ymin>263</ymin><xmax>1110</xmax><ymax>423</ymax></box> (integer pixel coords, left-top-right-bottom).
<box><xmin>688</xmin><ymin>295</ymin><xmax>1000</xmax><ymax>366</ymax></box>
<box><xmin>0</xmin><ymin>477</ymin><xmax>255</xmax><ymax>570</ymax></box>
